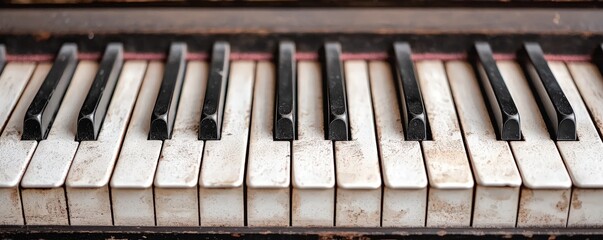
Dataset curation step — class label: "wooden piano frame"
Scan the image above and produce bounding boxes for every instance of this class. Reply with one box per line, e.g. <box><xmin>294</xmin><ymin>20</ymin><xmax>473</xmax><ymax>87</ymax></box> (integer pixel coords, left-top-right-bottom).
<box><xmin>1</xmin><ymin>7</ymin><xmax>603</xmax><ymax>239</ymax></box>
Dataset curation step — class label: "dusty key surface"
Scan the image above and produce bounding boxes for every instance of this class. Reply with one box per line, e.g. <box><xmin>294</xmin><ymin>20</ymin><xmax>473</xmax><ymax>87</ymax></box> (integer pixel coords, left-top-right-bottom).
<box><xmin>447</xmin><ymin>61</ymin><xmax>521</xmax><ymax>227</ymax></box>
<box><xmin>392</xmin><ymin>42</ymin><xmax>427</xmax><ymax>140</ymax></box>
<box><xmin>247</xmin><ymin>61</ymin><xmax>290</xmax><ymax>226</ymax></box>
<box><xmin>292</xmin><ymin>61</ymin><xmax>335</xmax><ymax>227</ymax></box>
<box><xmin>77</xmin><ymin>43</ymin><xmax>123</xmax><ymax>141</ymax></box>
<box><xmin>0</xmin><ymin>63</ymin><xmax>49</xmax><ymax>225</ymax></box>
<box><xmin>0</xmin><ymin>63</ymin><xmax>36</xmax><ymax>133</ymax></box>
<box><xmin>416</xmin><ymin>60</ymin><xmax>474</xmax><ymax>227</ymax></box>
<box><xmin>199</xmin><ymin>61</ymin><xmax>255</xmax><ymax>226</ymax></box>
<box><xmin>550</xmin><ymin>61</ymin><xmax>603</xmax><ymax>227</ymax></box>
<box><xmin>110</xmin><ymin>62</ymin><xmax>164</xmax><ymax>226</ymax></box>
<box><xmin>334</xmin><ymin>61</ymin><xmax>381</xmax><ymax>227</ymax></box>
<box><xmin>369</xmin><ymin>61</ymin><xmax>427</xmax><ymax>227</ymax></box>
<box><xmin>66</xmin><ymin>61</ymin><xmax>147</xmax><ymax>225</ymax></box>
<box><xmin>274</xmin><ymin>41</ymin><xmax>296</xmax><ymax>140</ymax></box>
<box><xmin>21</xmin><ymin>62</ymin><xmax>97</xmax><ymax>225</ymax></box>
<box><xmin>154</xmin><ymin>61</ymin><xmax>207</xmax><ymax>226</ymax></box>
<box><xmin>498</xmin><ymin>60</ymin><xmax>571</xmax><ymax>227</ymax></box>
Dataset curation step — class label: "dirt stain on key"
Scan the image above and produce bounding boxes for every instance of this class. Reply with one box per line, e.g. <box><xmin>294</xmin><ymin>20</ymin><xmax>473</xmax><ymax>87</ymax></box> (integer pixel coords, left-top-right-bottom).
<box><xmin>571</xmin><ymin>192</ymin><xmax>583</xmax><ymax>210</ymax></box>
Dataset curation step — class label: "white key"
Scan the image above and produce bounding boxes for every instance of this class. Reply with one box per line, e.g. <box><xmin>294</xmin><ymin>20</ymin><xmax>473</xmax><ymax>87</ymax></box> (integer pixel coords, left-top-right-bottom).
<box><xmin>334</xmin><ymin>60</ymin><xmax>381</xmax><ymax>227</ymax></box>
<box><xmin>246</xmin><ymin>61</ymin><xmax>290</xmax><ymax>227</ymax></box>
<box><xmin>416</xmin><ymin>60</ymin><xmax>474</xmax><ymax>227</ymax></box>
<box><xmin>568</xmin><ymin>63</ymin><xmax>603</xmax><ymax>136</ymax></box>
<box><xmin>21</xmin><ymin>61</ymin><xmax>98</xmax><ymax>225</ymax></box>
<box><xmin>551</xmin><ymin>62</ymin><xmax>603</xmax><ymax>227</ymax></box>
<box><xmin>154</xmin><ymin>61</ymin><xmax>207</xmax><ymax>226</ymax></box>
<box><xmin>0</xmin><ymin>63</ymin><xmax>48</xmax><ymax>225</ymax></box>
<box><xmin>199</xmin><ymin>61</ymin><xmax>255</xmax><ymax>226</ymax></box>
<box><xmin>291</xmin><ymin>61</ymin><xmax>335</xmax><ymax>227</ymax></box>
<box><xmin>498</xmin><ymin>61</ymin><xmax>572</xmax><ymax>227</ymax></box>
<box><xmin>110</xmin><ymin>62</ymin><xmax>164</xmax><ymax>226</ymax></box>
<box><xmin>446</xmin><ymin>61</ymin><xmax>522</xmax><ymax>227</ymax></box>
<box><xmin>0</xmin><ymin>63</ymin><xmax>36</xmax><ymax>131</ymax></box>
<box><xmin>368</xmin><ymin>61</ymin><xmax>427</xmax><ymax>227</ymax></box>
<box><xmin>66</xmin><ymin>61</ymin><xmax>147</xmax><ymax>225</ymax></box>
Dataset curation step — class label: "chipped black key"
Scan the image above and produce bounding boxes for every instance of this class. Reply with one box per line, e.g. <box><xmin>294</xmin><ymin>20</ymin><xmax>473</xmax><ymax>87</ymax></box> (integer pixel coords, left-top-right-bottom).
<box><xmin>593</xmin><ymin>43</ymin><xmax>603</xmax><ymax>75</ymax></box>
<box><xmin>274</xmin><ymin>41</ymin><xmax>296</xmax><ymax>140</ymax></box>
<box><xmin>0</xmin><ymin>45</ymin><xmax>5</xmax><ymax>73</ymax></box>
<box><xmin>392</xmin><ymin>42</ymin><xmax>427</xmax><ymax>141</ymax></box>
<box><xmin>22</xmin><ymin>43</ymin><xmax>78</xmax><ymax>140</ymax></box>
<box><xmin>199</xmin><ymin>42</ymin><xmax>230</xmax><ymax>140</ymax></box>
<box><xmin>322</xmin><ymin>42</ymin><xmax>349</xmax><ymax>141</ymax></box>
<box><xmin>471</xmin><ymin>42</ymin><xmax>521</xmax><ymax>141</ymax></box>
<box><xmin>149</xmin><ymin>43</ymin><xmax>187</xmax><ymax>140</ymax></box>
<box><xmin>518</xmin><ymin>42</ymin><xmax>576</xmax><ymax>141</ymax></box>
<box><xmin>77</xmin><ymin>43</ymin><xmax>124</xmax><ymax>141</ymax></box>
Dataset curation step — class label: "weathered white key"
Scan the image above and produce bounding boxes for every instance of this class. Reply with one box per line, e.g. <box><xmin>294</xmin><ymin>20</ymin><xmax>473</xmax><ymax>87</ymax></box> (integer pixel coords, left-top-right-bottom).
<box><xmin>199</xmin><ymin>61</ymin><xmax>255</xmax><ymax>226</ymax></box>
<box><xmin>446</xmin><ymin>61</ymin><xmax>522</xmax><ymax>227</ymax></box>
<box><xmin>0</xmin><ymin>63</ymin><xmax>36</xmax><ymax>132</ymax></box>
<box><xmin>110</xmin><ymin>62</ymin><xmax>164</xmax><ymax>226</ymax></box>
<box><xmin>66</xmin><ymin>61</ymin><xmax>147</xmax><ymax>225</ymax></box>
<box><xmin>0</xmin><ymin>63</ymin><xmax>48</xmax><ymax>225</ymax></box>
<box><xmin>498</xmin><ymin>61</ymin><xmax>572</xmax><ymax>227</ymax></box>
<box><xmin>416</xmin><ymin>60</ymin><xmax>474</xmax><ymax>227</ymax></box>
<box><xmin>568</xmin><ymin>63</ymin><xmax>603</xmax><ymax>137</ymax></box>
<box><xmin>551</xmin><ymin>62</ymin><xmax>603</xmax><ymax>227</ymax></box>
<box><xmin>21</xmin><ymin>61</ymin><xmax>97</xmax><ymax>225</ymax></box>
<box><xmin>291</xmin><ymin>61</ymin><xmax>335</xmax><ymax>227</ymax></box>
<box><xmin>246</xmin><ymin>61</ymin><xmax>290</xmax><ymax>227</ymax></box>
<box><xmin>154</xmin><ymin>61</ymin><xmax>207</xmax><ymax>226</ymax></box>
<box><xmin>334</xmin><ymin>60</ymin><xmax>381</xmax><ymax>227</ymax></box>
<box><xmin>368</xmin><ymin>61</ymin><xmax>427</xmax><ymax>227</ymax></box>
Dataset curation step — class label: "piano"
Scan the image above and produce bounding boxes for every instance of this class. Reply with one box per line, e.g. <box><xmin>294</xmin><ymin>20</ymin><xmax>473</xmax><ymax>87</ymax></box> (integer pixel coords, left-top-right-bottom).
<box><xmin>1</xmin><ymin>1</ymin><xmax>603</xmax><ymax>239</ymax></box>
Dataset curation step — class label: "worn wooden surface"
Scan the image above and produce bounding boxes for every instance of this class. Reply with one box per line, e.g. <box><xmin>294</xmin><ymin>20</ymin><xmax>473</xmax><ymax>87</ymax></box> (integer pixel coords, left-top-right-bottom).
<box><xmin>1</xmin><ymin>9</ymin><xmax>603</xmax><ymax>54</ymax></box>
<box><xmin>1</xmin><ymin>226</ymin><xmax>603</xmax><ymax>239</ymax></box>
<box><xmin>3</xmin><ymin>8</ymin><xmax>603</xmax><ymax>34</ymax></box>
<box><xmin>2</xmin><ymin>0</ymin><xmax>601</xmax><ymax>8</ymax></box>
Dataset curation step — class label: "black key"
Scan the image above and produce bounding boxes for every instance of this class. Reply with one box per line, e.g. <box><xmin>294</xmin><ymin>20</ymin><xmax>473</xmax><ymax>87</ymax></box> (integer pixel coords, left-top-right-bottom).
<box><xmin>322</xmin><ymin>42</ymin><xmax>349</xmax><ymax>141</ymax></box>
<box><xmin>199</xmin><ymin>42</ymin><xmax>230</xmax><ymax>140</ymax></box>
<box><xmin>471</xmin><ymin>42</ymin><xmax>521</xmax><ymax>141</ymax></box>
<box><xmin>518</xmin><ymin>42</ymin><xmax>576</xmax><ymax>141</ymax></box>
<box><xmin>274</xmin><ymin>41</ymin><xmax>296</xmax><ymax>140</ymax></box>
<box><xmin>149</xmin><ymin>43</ymin><xmax>187</xmax><ymax>140</ymax></box>
<box><xmin>0</xmin><ymin>45</ymin><xmax>5</xmax><ymax>73</ymax></box>
<box><xmin>22</xmin><ymin>43</ymin><xmax>78</xmax><ymax>140</ymax></box>
<box><xmin>593</xmin><ymin>43</ymin><xmax>603</xmax><ymax>75</ymax></box>
<box><xmin>392</xmin><ymin>42</ymin><xmax>427</xmax><ymax>141</ymax></box>
<box><xmin>77</xmin><ymin>43</ymin><xmax>124</xmax><ymax>141</ymax></box>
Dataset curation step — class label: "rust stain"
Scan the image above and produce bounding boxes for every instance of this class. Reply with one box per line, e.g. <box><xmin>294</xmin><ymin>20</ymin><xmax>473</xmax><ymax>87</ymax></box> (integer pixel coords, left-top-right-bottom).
<box><xmin>571</xmin><ymin>192</ymin><xmax>583</xmax><ymax>210</ymax></box>
<box><xmin>34</xmin><ymin>32</ymin><xmax>51</xmax><ymax>41</ymax></box>
<box><xmin>556</xmin><ymin>191</ymin><xmax>569</xmax><ymax>212</ymax></box>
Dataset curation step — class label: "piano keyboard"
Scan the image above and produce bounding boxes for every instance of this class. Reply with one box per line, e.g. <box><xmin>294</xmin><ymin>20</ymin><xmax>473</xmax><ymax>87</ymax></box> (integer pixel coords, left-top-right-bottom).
<box><xmin>1</xmin><ymin>40</ymin><xmax>603</xmax><ymax>228</ymax></box>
